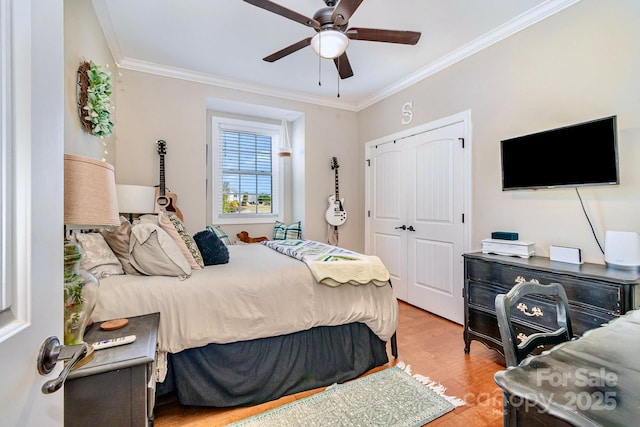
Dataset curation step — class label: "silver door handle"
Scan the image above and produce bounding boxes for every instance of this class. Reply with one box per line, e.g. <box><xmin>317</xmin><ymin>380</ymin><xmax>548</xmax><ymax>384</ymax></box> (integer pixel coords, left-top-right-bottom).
<box><xmin>37</xmin><ymin>336</ymin><xmax>88</xmax><ymax>394</ymax></box>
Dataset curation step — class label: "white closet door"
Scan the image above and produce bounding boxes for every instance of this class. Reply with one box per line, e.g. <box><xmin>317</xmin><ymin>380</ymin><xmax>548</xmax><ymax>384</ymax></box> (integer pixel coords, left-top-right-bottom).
<box><xmin>368</xmin><ymin>141</ymin><xmax>408</xmax><ymax>300</ymax></box>
<box><xmin>405</xmin><ymin>122</ymin><xmax>465</xmax><ymax>324</ymax></box>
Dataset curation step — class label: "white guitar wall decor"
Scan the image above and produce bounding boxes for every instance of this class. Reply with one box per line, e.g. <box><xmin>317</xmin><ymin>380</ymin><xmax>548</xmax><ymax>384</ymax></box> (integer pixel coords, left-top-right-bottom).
<box><xmin>325</xmin><ymin>157</ymin><xmax>347</xmax><ymax>226</ymax></box>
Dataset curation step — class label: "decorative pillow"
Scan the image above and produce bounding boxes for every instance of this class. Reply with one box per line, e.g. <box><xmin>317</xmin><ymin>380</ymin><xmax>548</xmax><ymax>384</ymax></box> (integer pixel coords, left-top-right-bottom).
<box><xmin>136</xmin><ymin>214</ymin><xmax>159</xmax><ymax>225</ymax></box>
<box><xmin>72</xmin><ymin>232</ymin><xmax>124</xmax><ymax>278</ymax></box>
<box><xmin>158</xmin><ymin>211</ymin><xmax>204</xmax><ymax>269</ymax></box>
<box><xmin>193</xmin><ymin>229</ymin><xmax>229</xmax><ymax>265</ymax></box>
<box><xmin>206</xmin><ymin>225</ymin><xmax>234</xmax><ymax>245</ymax></box>
<box><xmin>129</xmin><ymin>223</ymin><xmax>191</xmax><ymax>277</ymax></box>
<box><xmin>273</xmin><ymin>221</ymin><xmax>302</xmax><ymax>240</ymax></box>
<box><xmin>100</xmin><ymin>216</ymin><xmax>140</xmax><ymax>275</ymax></box>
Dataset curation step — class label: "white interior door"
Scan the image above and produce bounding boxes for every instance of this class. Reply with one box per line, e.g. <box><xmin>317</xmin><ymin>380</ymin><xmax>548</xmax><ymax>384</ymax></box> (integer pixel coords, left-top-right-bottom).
<box><xmin>368</xmin><ymin>141</ymin><xmax>408</xmax><ymax>300</ymax></box>
<box><xmin>406</xmin><ymin>122</ymin><xmax>465</xmax><ymax>324</ymax></box>
<box><xmin>0</xmin><ymin>1</ymin><xmax>65</xmax><ymax>425</ymax></box>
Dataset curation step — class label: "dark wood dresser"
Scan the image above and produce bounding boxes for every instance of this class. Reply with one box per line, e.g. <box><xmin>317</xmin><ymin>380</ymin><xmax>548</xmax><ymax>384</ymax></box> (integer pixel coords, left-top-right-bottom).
<box><xmin>463</xmin><ymin>252</ymin><xmax>640</xmax><ymax>358</ymax></box>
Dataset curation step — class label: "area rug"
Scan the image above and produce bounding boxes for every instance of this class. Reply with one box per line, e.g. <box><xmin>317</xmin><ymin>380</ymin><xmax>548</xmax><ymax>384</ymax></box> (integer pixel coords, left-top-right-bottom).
<box><xmin>228</xmin><ymin>362</ymin><xmax>465</xmax><ymax>427</ymax></box>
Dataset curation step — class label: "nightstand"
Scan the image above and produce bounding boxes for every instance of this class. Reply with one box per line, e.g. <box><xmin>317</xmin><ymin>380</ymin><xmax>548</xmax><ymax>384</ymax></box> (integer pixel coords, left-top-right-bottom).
<box><xmin>64</xmin><ymin>312</ymin><xmax>160</xmax><ymax>427</ymax></box>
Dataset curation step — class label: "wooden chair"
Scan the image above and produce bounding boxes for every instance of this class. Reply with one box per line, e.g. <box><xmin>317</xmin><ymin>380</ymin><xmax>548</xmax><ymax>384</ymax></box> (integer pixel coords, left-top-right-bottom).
<box><xmin>495</xmin><ymin>281</ymin><xmax>574</xmax><ymax>367</ymax></box>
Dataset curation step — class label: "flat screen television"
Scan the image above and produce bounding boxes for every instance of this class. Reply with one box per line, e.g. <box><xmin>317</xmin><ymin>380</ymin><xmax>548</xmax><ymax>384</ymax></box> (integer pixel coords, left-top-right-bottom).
<box><xmin>501</xmin><ymin>116</ymin><xmax>619</xmax><ymax>191</ymax></box>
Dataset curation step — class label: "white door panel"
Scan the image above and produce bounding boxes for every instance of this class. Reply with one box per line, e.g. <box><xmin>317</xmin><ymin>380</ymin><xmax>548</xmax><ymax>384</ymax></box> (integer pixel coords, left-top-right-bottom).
<box><xmin>368</xmin><ymin>142</ymin><xmax>407</xmax><ymax>300</ymax></box>
<box><xmin>407</xmin><ymin>122</ymin><xmax>465</xmax><ymax>324</ymax></box>
<box><xmin>372</xmin><ymin>233</ymin><xmax>404</xmax><ymax>299</ymax></box>
<box><xmin>1</xmin><ymin>1</ymin><xmax>65</xmax><ymax>425</ymax></box>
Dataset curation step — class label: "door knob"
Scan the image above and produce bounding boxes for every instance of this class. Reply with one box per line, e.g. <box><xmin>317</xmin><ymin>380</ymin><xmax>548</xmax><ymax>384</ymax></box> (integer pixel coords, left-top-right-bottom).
<box><xmin>395</xmin><ymin>225</ymin><xmax>407</xmax><ymax>230</ymax></box>
<box><xmin>407</xmin><ymin>225</ymin><xmax>416</xmax><ymax>231</ymax></box>
<box><xmin>37</xmin><ymin>336</ymin><xmax>88</xmax><ymax>394</ymax></box>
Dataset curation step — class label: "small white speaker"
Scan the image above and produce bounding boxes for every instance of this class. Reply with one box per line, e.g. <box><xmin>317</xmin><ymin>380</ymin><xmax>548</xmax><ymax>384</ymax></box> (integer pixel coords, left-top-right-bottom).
<box><xmin>550</xmin><ymin>245</ymin><xmax>582</xmax><ymax>264</ymax></box>
<box><xmin>605</xmin><ymin>230</ymin><xmax>640</xmax><ymax>271</ymax></box>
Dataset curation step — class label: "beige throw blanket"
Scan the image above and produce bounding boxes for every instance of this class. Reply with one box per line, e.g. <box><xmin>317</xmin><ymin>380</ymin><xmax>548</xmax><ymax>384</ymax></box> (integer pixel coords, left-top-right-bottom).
<box><xmin>262</xmin><ymin>239</ymin><xmax>390</xmax><ymax>286</ymax></box>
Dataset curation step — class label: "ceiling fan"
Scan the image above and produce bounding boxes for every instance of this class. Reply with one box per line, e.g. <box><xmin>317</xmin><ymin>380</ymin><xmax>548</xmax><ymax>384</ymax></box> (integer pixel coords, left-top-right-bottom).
<box><xmin>243</xmin><ymin>0</ymin><xmax>421</xmax><ymax>79</ymax></box>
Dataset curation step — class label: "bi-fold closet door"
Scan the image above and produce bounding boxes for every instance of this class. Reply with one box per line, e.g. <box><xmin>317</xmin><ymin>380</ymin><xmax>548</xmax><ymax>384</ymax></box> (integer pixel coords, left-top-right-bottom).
<box><xmin>367</xmin><ymin>121</ymin><xmax>466</xmax><ymax>324</ymax></box>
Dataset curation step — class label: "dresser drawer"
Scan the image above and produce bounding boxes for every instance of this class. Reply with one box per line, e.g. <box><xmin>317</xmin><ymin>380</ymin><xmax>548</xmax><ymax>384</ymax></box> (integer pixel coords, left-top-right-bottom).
<box><xmin>466</xmin><ymin>260</ymin><xmax>622</xmax><ymax>314</ymax></box>
<box><xmin>468</xmin><ymin>302</ymin><xmax>612</xmax><ymax>346</ymax></box>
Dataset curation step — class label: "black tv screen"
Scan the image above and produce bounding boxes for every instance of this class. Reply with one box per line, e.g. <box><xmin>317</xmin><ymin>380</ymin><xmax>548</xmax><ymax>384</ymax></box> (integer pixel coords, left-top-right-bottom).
<box><xmin>501</xmin><ymin>116</ymin><xmax>619</xmax><ymax>191</ymax></box>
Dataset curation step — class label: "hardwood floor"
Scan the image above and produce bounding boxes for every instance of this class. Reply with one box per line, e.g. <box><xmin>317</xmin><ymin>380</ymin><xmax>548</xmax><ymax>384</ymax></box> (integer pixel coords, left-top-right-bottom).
<box><xmin>154</xmin><ymin>301</ymin><xmax>506</xmax><ymax>426</ymax></box>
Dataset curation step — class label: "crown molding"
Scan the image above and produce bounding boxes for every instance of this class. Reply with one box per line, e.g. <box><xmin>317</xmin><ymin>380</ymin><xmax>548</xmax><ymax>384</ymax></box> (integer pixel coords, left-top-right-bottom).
<box><xmin>117</xmin><ymin>57</ymin><xmax>357</xmax><ymax>111</ymax></box>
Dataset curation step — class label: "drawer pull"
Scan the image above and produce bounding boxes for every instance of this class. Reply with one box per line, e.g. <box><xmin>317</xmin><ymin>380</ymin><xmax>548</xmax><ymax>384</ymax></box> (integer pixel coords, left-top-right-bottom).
<box><xmin>515</xmin><ymin>275</ymin><xmax>540</xmax><ymax>285</ymax></box>
<box><xmin>517</xmin><ymin>302</ymin><xmax>543</xmax><ymax>317</ymax></box>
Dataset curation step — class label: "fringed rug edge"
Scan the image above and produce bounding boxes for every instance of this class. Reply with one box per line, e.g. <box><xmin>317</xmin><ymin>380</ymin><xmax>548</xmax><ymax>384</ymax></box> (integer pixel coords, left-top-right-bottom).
<box><xmin>396</xmin><ymin>360</ymin><xmax>467</xmax><ymax>408</ymax></box>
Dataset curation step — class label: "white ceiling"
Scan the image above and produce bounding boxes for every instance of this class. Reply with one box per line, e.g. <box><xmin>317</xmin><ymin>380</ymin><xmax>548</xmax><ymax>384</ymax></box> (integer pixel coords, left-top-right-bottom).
<box><xmin>92</xmin><ymin>0</ymin><xmax>578</xmax><ymax>111</ymax></box>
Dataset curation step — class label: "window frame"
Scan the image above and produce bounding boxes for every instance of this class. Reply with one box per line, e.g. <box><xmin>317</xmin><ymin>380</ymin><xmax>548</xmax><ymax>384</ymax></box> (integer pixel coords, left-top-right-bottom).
<box><xmin>210</xmin><ymin>116</ymin><xmax>283</xmax><ymax>225</ymax></box>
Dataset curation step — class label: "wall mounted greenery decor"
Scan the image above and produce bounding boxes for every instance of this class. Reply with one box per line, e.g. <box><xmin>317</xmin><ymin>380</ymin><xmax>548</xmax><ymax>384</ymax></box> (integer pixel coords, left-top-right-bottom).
<box><xmin>77</xmin><ymin>60</ymin><xmax>113</xmax><ymax>138</ymax></box>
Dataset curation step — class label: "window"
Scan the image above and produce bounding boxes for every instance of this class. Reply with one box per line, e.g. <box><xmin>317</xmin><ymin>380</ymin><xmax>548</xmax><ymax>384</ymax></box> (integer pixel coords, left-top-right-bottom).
<box><xmin>211</xmin><ymin>116</ymin><xmax>282</xmax><ymax>224</ymax></box>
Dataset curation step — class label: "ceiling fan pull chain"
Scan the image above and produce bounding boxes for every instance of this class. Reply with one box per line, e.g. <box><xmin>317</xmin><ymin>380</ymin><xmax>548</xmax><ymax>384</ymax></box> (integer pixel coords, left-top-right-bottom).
<box><xmin>318</xmin><ymin>33</ymin><xmax>323</xmax><ymax>86</ymax></box>
<box><xmin>336</xmin><ymin>56</ymin><xmax>340</xmax><ymax>98</ymax></box>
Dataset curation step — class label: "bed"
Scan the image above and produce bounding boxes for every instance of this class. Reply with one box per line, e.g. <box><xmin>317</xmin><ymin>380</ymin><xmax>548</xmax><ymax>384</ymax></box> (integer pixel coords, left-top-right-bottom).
<box><xmin>91</xmin><ymin>241</ymin><xmax>398</xmax><ymax>407</ymax></box>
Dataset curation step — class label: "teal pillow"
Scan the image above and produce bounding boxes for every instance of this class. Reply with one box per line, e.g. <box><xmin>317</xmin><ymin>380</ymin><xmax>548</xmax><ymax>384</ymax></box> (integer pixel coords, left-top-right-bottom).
<box><xmin>206</xmin><ymin>225</ymin><xmax>234</xmax><ymax>245</ymax></box>
<box><xmin>273</xmin><ymin>221</ymin><xmax>302</xmax><ymax>240</ymax></box>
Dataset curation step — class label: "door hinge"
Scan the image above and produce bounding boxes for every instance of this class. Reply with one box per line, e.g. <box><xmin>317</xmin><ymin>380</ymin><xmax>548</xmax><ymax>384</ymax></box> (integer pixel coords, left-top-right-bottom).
<box><xmin>459</xmin><ymin>137</ymin><xmax>465</xmax><ymax>148</ymax></box>
<box><xmin>462</xmin><ymin>213</ymin><xmax>465</xmax><ymax>223</ymax></box>
<box><xmin>366</xmin><ymin>159</ymin><xmax>370</xmax><ymax>167</ymax></box>
<box><xmin>368</xmin><ymin>210</ymin><xmax>371</xmax><ymax>217</ymax></box>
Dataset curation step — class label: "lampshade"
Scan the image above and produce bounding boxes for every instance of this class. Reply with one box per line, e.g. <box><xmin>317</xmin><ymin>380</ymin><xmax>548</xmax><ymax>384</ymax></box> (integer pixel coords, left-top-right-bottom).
<box><xmin>310</xmin><ymin>30</ymin><xmax>349</xmax><ymax>59</ymax></box>
<box><xmin>64</xmin><ymin>154</ymin><xmax>120</xmax><ymax>229</ymax></box>
<box><xmin>116</xmin><ymin>184</ymin><xmax>157</xmax><ymax>215</ymax></box>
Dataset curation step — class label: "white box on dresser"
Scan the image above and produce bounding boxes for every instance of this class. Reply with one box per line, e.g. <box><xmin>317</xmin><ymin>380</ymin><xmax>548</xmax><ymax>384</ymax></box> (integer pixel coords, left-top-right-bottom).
<box><xmin>482</xmin><ymin>239</ymin><xmax>535</xmax><ymax>258</ymax></box>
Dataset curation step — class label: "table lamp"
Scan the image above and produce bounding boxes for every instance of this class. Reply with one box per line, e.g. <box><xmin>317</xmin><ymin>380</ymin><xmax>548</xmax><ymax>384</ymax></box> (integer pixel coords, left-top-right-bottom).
<box><xmin>116</xmin><ymin>184</ymin><xmax>157</xmax><ymax>222</ymax></box>
<box><xmin>63</xmin><ymin>154</ymin><xmax>120</xmax><ymax>347</ymax></box>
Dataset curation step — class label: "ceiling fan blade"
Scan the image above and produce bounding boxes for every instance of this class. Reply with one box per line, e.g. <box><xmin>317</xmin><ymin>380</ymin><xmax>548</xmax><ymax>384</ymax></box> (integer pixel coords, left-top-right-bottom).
<box><xmin>263</xmin><ymin>38</ymin><xmax>312</xmax><ymax>62</ymax></box>
<box><xmin>333</xmin><ymin>52</ymin><xmax>354</xmax><ymax>79</ymax></box>
<box><xmin>346</xmin><ymin>28</ymin><xmax>421</xmax><ymax>45</ymax></box>
<box><xmin>331</xmin><ymin>0</ymin><xmax>364</xmax><ymax>26</ymax></box>
<box><xmin>243</xmin><ymin>0</ymin><xmax>319</xmax><ymax>28</ymax></box>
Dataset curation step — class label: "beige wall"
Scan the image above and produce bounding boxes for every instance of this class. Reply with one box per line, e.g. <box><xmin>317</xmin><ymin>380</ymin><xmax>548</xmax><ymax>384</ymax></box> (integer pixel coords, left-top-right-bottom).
<box><xmin>64</xmin><ymin>0</ymin><xmax>116</xmax><ymax>161</ymax></box>
<box><xmin>358</xmin><ymin>0</ymin><xmax>640</xmax><ymax>264</ymax></box>
<box><xmin>70</xmin><ymin>0</ymin><xmax>639</xmax><ymax>261</ymax></box>
<box><xmin>113</xmin><ymin>71</ymin><xmax>360</xmax><ymax>248</ymax></box>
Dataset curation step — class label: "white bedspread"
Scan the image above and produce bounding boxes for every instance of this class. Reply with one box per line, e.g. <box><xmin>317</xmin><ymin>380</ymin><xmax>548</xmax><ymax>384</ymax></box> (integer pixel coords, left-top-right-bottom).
<box><xmin>92</xmin><ymin>243</ymin><xmax>398</xmax><ymax>355</ymax></box>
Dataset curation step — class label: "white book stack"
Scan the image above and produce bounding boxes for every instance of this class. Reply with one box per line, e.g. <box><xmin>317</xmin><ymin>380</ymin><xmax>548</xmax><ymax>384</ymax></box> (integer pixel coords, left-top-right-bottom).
<box><xmin>482</xmin><ymin>239</ymin><xmax>535</xmax><ymax>258</ymax></box>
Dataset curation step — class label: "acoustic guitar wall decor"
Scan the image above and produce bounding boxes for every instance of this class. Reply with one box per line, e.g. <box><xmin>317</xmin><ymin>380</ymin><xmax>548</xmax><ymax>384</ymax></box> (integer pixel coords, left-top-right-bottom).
<box><xmin>325</xmin><ymin>156</ymin><xmax>347</xmax><ymax>226</ymax></box>
<box><xmin>154</xmin><ymin>140</ymin><xmax>184</xmax><ymax>221</ymax></box>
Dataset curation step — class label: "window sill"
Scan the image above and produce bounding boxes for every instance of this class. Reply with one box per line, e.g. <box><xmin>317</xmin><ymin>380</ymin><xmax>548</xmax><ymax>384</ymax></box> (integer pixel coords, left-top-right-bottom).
<box><xmin>214</xmin><ymin>214</ymin><xmax>281</xmax><ymax>225</ymax></box>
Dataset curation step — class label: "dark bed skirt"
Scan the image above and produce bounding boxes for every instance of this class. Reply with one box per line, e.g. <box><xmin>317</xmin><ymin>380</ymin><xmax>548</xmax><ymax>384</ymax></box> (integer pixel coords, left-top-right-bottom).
<box><xmin>156</xmin><ymin>322</ymin><xmax>389</xmax><ymax>407</ymax></box>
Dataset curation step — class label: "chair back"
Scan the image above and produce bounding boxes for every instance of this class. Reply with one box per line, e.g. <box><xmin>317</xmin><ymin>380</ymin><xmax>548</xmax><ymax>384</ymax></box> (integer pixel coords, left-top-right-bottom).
<box><xmin>495</xmin><ymin>281</ymin><xmax>573</xmax><ymax>367</ymax></box>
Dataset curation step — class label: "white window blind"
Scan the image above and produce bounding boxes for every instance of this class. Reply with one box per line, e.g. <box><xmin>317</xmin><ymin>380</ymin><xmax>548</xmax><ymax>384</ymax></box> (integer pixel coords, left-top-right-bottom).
<box><xmin>211</xmin><ymin>117</ymin><xmax>282</xmax><ymax>224</ymax></box>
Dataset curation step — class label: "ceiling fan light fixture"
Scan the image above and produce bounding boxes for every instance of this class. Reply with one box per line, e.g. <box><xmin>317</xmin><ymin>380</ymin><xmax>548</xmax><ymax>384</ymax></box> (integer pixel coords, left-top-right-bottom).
<box><xmin>310</xmin><ymin>29</ymin><xmax>349</xmax><ymax>59</ymax></box>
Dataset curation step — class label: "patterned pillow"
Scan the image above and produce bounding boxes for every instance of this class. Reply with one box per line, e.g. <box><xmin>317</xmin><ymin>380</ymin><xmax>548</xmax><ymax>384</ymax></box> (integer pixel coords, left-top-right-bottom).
<box><xmin>72</xmin><ymin>232</ymin><xmax>124</xmax><ymax>278</ymax></box>
<box><xmin>158</xmin><ymin>211</ymin><xmax>204</xmax><ymax>269</ymax></box>
<box><xmin>206</xmin><ymin>225</ymin><xmax>234</xmax><ymax>245</ymax></box>
<box><xmin>273</xmin><ymin>221</ymin><xmax>302</xmax><ymax>240</ymax></box>
<box><xmin>193</xmin><ymin>229</ymin><xmax>229</xmax><ymax>265</ymax></box>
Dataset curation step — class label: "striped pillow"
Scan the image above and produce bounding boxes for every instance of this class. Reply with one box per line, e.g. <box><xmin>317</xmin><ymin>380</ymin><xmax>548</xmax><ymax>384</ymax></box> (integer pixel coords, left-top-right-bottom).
<box><xmin>273</xmin><ymin>221</ymin><xmax>302</xmax><ymax>240</ymax></box>
<box><xmin>206</xmin><ymin>225</ymin><xmax>234</xmax><ymax>245</ymax></box>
